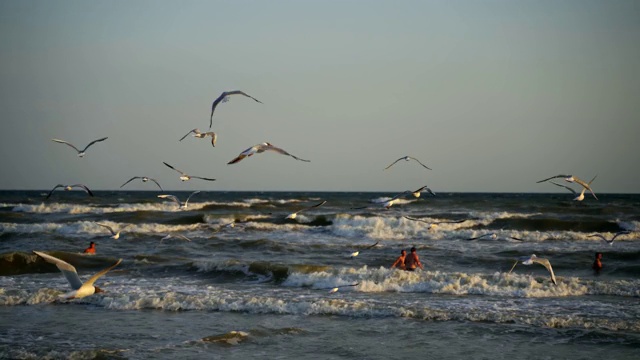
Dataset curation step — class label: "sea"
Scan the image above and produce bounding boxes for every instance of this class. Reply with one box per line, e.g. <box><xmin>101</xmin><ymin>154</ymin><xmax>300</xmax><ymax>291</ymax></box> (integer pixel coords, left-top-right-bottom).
<box><xmin>1</xmin><ymin>190</ymin><xmax>638</xmax><ymax>359</ymax></box>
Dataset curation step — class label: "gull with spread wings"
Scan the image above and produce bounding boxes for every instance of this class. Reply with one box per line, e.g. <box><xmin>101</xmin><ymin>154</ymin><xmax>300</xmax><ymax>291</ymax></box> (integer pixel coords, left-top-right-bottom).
<box><xmin>33</xmin><ymin>251</ymin><xmax>122</xmax><ymax>299</ymax></box>
<box><xmin>227</xmin><ymin>142</ymin><xmax>310</xmax><ymax>165</ymax></box>
<box><xmin>157</xmin><ymin>191</ymin><xmax>201</xmax><ymax>210</ymax></box>
<box><xmin>94</xmin><ymin>222</ymin><xmax>132</xmax><ymax>240</ymax></box>
<box><xmin>45</xmin><ymin>184</ymin><xmax>94</xmax><ymax>200</ymax></box>
<box><xmin>209</xmin><ymin>90</ymin><xmax>263</xmax><ymax>129</ymax></box>
<box><xmin>537</xmin><ymin>174</ymin><xmax>598</xmax><ymax>200</ymax></box>
<box><xmin>548</xmin><ymin>175</ymin><xmax>597</xmax><ymax>201</ymax></box>
<box><xmin>350</xmin><ymin>241</ymin><xmax>379</xmax><ymax>259</ymax></box>
<box><xmin>286</xmin><ymin>200</ymin><xmax>326</xmax><ymax>219</ymax></box>
<box><xmin>51</xmin><ymin>137</ymin><xmax>108</xmax><ymax>157</ymax></box>
<box><xmin>508</xmin><ymin>254</ymin><xmax>557</xmax><ymax>285</ymax></box>
<box><xmin>163</xmin><ymin>162</ymin><xmax>216</xmax><ymax>182</ymax></box>
<box><xmin>384</xmin><ymin>156</ymin><xmax>431</xmax><ymax>171</ymax></box>
<box><xmin>179</xmin><ymin>128</ymin><xmax>218</xmax><ymax>147</ymax></box>
<box><xmin>120</xmin><ymin>176</ymin><xmax>163</xmax><ymax>191</ymax></box>
<box><xmin>588</xmin><ymin>231</ymin><xmax>631</xmax><ymax>245</ymax></box>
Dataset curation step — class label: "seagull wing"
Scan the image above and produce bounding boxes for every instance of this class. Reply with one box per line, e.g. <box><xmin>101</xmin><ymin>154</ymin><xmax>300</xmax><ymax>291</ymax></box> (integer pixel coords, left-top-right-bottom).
<box><xmin>409</xmin><ymin>156</ymin><xmax>432</xmax><ymax>170</ymax></box>
<box><xmin>572</xmin><ymin>176</ymin><xmax>598</xmax><ymax>200</ymax></box>
<box><xmin>95</xmin><ymin>222</ymin><xmax>116</xmax><ymax>235</ymax></box>
<box><xmin>536</xmin><ymin>175</ymin><xmax>572</xmax><ymax>183</ymax></box>
<box><xmin>611</xmin><ymin>231</ymin><xmax>631</xmax><ymax>242</ymax></box>
<box><xmin>403</xmin><ymin>215</ymin><xmax>430</xmax><ymax>224</ymax></box>
<box><xmin>298</xmin><ymin>200</ymin><xmax>327</xmax><ymax>214</ymax></box>
<box><xmin>190</xmin><ymin>175</ymin><xmax>216</xmax><ymax>181</ymax></box>
<box><xmin>51</xmin><ymin>139</ymin><xmax>81</xmax><ymax>153</ymax></box>
<box><xmin>82</xmin><ymin>137</ymin><xmax>108</xmax><ymax>152</ymax></box>
<box><xmin>467</xmin><ymin>233</ymin><xmax>491</xmax><ymax>241</ymax></box>
<box><xmin>549</xmin><ymin>181</ymin><xmax>577</xmax><ymax>194</ymax></box>
<box><xmin>163</xmin><ymin>162</ymin><xmax>185</xmax><ymax>175</ymax></box>
<box><xmin>531</xmin><ymin>257</ymin><xmax>557</xmax><ymax>285</ymax></box>
<box><xmin>70</xmin><ymin>184</ymin><xmax>94</xmax><ymax>196</ymax></box>
<box><xmin>83</xmin><ymin>258</ymin><xmax>122</xmax><ymax>287</ymax></box>
<box><xmin>227</xmin><ymin>90</ymin><xmax>263</xmax><ymax>104</ymax></box>
<box><xmin>265</xmin><ymin>144</ymin><xmax>310</xmax><ymax>162</ymax></box>
<box><xmin>364</xmin><ymin>241</ymin><xmax>380</xmax><ymax>250</ymax></box>
<box><xmin>120</xmin><ymin>177</ymin><xmax>141</xmax><ymax>188</ymax></box>
<box><xmin>158</xmin><ymin>194</ymin><xmax>181</xmax><ymax>207</ymax></box>
<box><xmin>184</xmin><ymin>191</ymin><xmax>202</xmax><ymax>206</ymax></box>
<box><xmin>148</xmin><ymin>178</ymin><xmax>163</xmax><ymax>191</ymax></box>
<box><xmin>45</xmin><ymin>184</ymin><xmax>65</xmax><ymax>199</ymax></box>
<box><xmin>384</xmin><ymin>158</ymin><xmax>403</xmax><ymax>170</ymax></box>
<box><xmin>179</xmin><ymin>129</ymin><xmax>197</xmax><ymax>141</ymax></box>
<box><xmin>209</xmin><ymin>92</ymin><xmax>228</xmax><ymax>128</ymax></box>
<box><xmin>205</xmin><ymin>132</ymin><xmax>217</xmax><ymax>147</ymax></box>
<box><xmin>33</xmin><ymin>251</ymin><xmax>83</xmax><ymax>290</ymax></box>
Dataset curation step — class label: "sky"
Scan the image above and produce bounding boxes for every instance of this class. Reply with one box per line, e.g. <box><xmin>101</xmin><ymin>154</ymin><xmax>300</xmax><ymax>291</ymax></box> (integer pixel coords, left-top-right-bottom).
<box><xmin>0</xmin><ymin>0</ymin><xmax>639</xmax><ymax>193</ymax></box>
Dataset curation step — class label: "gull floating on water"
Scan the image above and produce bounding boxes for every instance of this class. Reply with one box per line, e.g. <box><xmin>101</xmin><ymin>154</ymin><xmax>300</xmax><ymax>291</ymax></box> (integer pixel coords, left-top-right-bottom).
<box><xmin>51</xmin><ymin>137</ymin><xmax>108</xmax><ymax>157</ymax></box>
<box><xmin>549</xmin><ymin>175</ymin><xmax>597</xmax><ymax>201</ymax></box>
<box><xmin>45</xmin><ymin>184</ymin><xmax>94</xmax><ymax>200</ymax></box>
<box><xmin>384</xmin><ymin>156</ymin><xmax>431</xmax><ymax>171</ymax></box>
<box><xmin>209</xmin><ymin>90</ymin><xmax>263</xmax><ymax>129</ymax></box>
<box><xmin>536</xmin><ymin>174</ymin><xmax>598</xmax><ymax>200</ymax></box>
<box><xmin>157</xmin><ymin>191</ymin><xmax>201</xmax><ymax>210</ymax></box>
<box><xmin>326</xmin><ymin>283</ymin><xmax>359</xmax><ymax>294</ymax></box>
<box><xmin>179</xmin><ymin>129</ymin><xmax>218</xmax><ymax>147</ymax></box>
<box><xmin>120</xmin><ymin>176</ymin><xmax>163</xmax><ymax>191</ymax></box>
<box><xmin>33</xmin><ymin>251</ymin><xmax>122</xmax><ymax>299</ymax></box>
<box><xmin>95</xmin><ymin>222</ymin><xmax>132</xmax><ymax>240</ymax></box>
<box><xmin>227</xmin><ymin>142</ymin><xmax>310</xmax><ymax>164</ymax></box>
<box><xmin>163</xmin><ymin>162</ymin><xmax>216</xmax><ymax>182</ymax></box>
<box><xmin>588</xmin><ymin>231</ymin><xmax>631</xmax><ymax>245</ymax></box>
<box><xmin>286</xmin><ymin>200</ymin><xmax>326</xmax><ymax>219</ymax></box>
<box><xmin>403</xmin><ymin>216</ymin><xmax>466</xmax><ymax>230</ymax></box>
<box><xmin>350</xmin><ymin>241</ymin><xmax>379</xmax><ymax>259</ymax></box>
<box><xmin>508</xmin><ymin>254</ymin><xmax>557</xmax><ymax>285</ymax></box>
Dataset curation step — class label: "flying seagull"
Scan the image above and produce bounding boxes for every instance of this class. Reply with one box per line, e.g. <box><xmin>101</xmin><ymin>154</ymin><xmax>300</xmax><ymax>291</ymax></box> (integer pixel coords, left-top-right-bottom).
<box><xmin>410</xmin><ymin>185</ymin><xmax>436</xmax><ymax>198</ymax></box>
<box><xmin>326</xmin><ymin>283</ymin><xmax>359</xmax><ymax>294</ymax></box>
<box><xmin>163</xmin><ymin>162</ymin><xmax>216</xmax><ymax>182</ymax></box>
<box><xmin>588</xmin><ymin>231</ymin><xmax>631</xmax><ymax>245</ymax></box>
<box><xmin>209</xmin><ymin>90</ymin><xmax>263</xmax><ymax>129</ymax></box>
<box><xmin>350</xmin><ymin>191</ymin><xmax>411</xmax><ymax>210</ymax></box>
<box><xmin>33</xmin><ymin>251</ymin><xmax>122</xmax><ymax>299</ymax></box>
<box><xmin>403</xmin><ymin>216</ymin><xmax>466</xmax><ymax>230</ymax></box>
<box><xmin>160</xmin><ymin>234</ymin><xmax>192</xmax><ymax>243</ymax></box>
<box><xmin>45</xmin><ymin>184</ymin><xmax>93</xmax><ymax>200</ymax></box>
<box><xmin>350</xmin><ymin>241</ymin><xmax>380</xmax><ymax>259</ymax></box>
<box><xmin>384</xmin><ymin>156</ymin><xmax>431</xmax><ymax>171</ymax></box>
<box><xmin>536</xmin><ymin>174</ymin><xmax>598</xmax><ymax>200</ymax></box>
<box><xmin>508</xmin><ymin>254</ymin><xmax>557</xmax><ymax>285</ymax></box>
<box><xmin>467</xmin><ymin>233</ymin><xmax>498</xmax><ymax>241</ymax></box>
<box><xmin>227</xmin><ymin>142</ymin><xmax>310</xmax><ymax>165</ymax></box>
<box><xmin>120</xmin><ymin>176</ymin><xmax>163</xmax><ymax>191</ymax></box>
<box><xmin>286</xmin><ymin>200</ymin><xmax>327</xmax><ymax>219</ymax></box>
<box><xmin>51</xmin><ymin>137</ymin><xmax>108</xmax><ymax>157</ymax></box>
<box><xmin>157</xmin><ymin>191</ymin><xmax>201</xmax><ymax>210</ymax></box>
<box><xmin>95</xmin><ymin>222</ymin><xmax>132</xmax><ymax>240</ymax></box>
<box><xmin>179</xmin><ymin>128</ymin><xmax>218</xmax><ymax>147</ymax></box>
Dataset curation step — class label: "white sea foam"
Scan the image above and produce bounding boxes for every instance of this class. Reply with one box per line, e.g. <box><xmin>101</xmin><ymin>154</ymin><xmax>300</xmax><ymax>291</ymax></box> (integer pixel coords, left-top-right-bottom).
<box><xmin>0</xmin><ymin>221</ymin><xmax>205</xmax><ymax>238</ymax></box>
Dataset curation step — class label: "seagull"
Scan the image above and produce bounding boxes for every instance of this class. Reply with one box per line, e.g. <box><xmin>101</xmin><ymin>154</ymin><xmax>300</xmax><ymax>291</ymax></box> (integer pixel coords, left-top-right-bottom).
<box><xmin>286</xmin><ymin>200</ymin><xmax>326</xmax><ymax>219</ymax></box>
<box><xmin>209</xmin><ymin>90</ymin><xmax>263</xmax><ymax>129</ymax></box>
<box><xmin>508</xmin><ymin>254</ymin><xmax>557</xmax><ymax>285</ymax></box>
<box><xmin>410</xmin><ymin>185</ymin><xmax>436</xmax><ymax>198</ymax></box>
<box><xmin>160</xmin><ymin>234</ymin><xmax>192</xmax><ymax>243</ymax></box>
<box><xmin>45</xmin><ymin>184</ymin><xmax>94</xmax><ymax>200</ymax></box>
<box><xmin>384</xmin><ymin>156</ymin><xmax>431</xmax><ymax>171</ymax></box>
<box><xmin>120</xmin><ymin>176</ymin><xmax>163</xmax><ymax>191</ymax></box>
<box><xmin>227</xmin><ymin>142</ymin><xmax>310</xmax><ymax>164</ymax></box>
<box><xmin>403</xmin><ymin>216</ymin><xmax>466</xmax><ymax>230</ymax></box>
<box><xmin>326</xmin><ymin>283</ymin><xmax>359</xmax><ymax>294</ymax></box>
<box><xmin>350</xmin><ymin>241</ymin><xmax>379</xmax><ymax>259</ymax></box>
<box><xmin>382</xmin><ymin>191</ymin><xmax>412</xmax><ymax>209</ymax></box>
<box><xmin>588</xmin><ymin>231</ymin><xmax>631</xmax><ymax>245</ymax></box>
<box><xmin>33</xmin><ymin>251</ymin><xmax>122</xmax><ymax>299</ymax></box>
<box><xmin>51</xmin><ymin>137</ymin><xmax>108</xmax><ymax>157</ymax></box>
<box><xmin>157</xmin><ymin>191</ymin><xmax>201</xmax><ymax>210</ymax></box>
<box><xmin>467</xmin><ymin>233</ymin><xmax>498</xmax><ymax>241</ymax></box>
<box><xmin>179</xmin><ymin>128</ymin><xmax>218</xmax><ymax>147</ymax></box>
<box><xmin>94</xmin><ymin>222</ymin><xmax>132</xmax><ymax>240</ymax></box>
<box><xmin>163</xmin><ymin>162</ymin><xmax>216</xmax><ymax>182</ymax></box>
<box><xmin>548</xmin><ymin>174</ymin><xmax>597</xmax><ymax>202</ymax></box>
<box><xmin>536</xmin><ymin>174</ymin><xmax>598</xmax><ymax>200</ymax></box>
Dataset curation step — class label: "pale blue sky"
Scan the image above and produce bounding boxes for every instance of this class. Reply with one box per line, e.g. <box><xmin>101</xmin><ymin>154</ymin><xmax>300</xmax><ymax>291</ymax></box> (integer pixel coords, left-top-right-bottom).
<box><xmin>1</xmin><ymin>0</ymin><xmax>638</xmax><ymax>192</ymax></box>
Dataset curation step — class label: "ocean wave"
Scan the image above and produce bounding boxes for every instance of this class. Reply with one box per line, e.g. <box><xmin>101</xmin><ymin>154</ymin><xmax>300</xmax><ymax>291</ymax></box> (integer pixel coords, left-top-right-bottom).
<box><xmin>0</xmin><ymin>221</ymin><xmax>204</xmax><ymax>239</ymax></box>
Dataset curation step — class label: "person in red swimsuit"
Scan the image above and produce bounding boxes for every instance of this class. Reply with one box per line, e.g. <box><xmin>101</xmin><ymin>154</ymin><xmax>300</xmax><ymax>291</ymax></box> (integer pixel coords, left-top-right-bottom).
<box><xmin>83</xmin><ymin>241</ymin><xmax>96</xmax><ymax>254</ymax></box>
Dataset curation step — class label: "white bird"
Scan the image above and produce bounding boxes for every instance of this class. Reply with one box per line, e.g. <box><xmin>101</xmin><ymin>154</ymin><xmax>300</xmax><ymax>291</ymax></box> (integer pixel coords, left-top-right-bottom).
<box><xmin>549</xmin><ymin>175</ymin><xmax>597</xmax><ymax>201</ymax></box>
<box><xmin>326</xmin><ymin>283</ymin><xmax>359</xmax><ymax>294</ymax></box>
<box><xmin>51</xmin><ymin>137</ymin><xmax>108</xmax><ymax>157</ymax></box>
<box><xmin>227</xmin><ymin>142</ymin><xmax>310</xmax><ymax>164</ymax></box>
<box><xmin>157</xmin><ymin>191</ymin><xmax>201</xmax><ymax>210</ymax></box>
<box><xmin>209</xmin><ymin>90</ymin><xmax>263</xmax><ymax>129</ymax></box>
<box><xmin>536</xmin><ymin>174</ymin><xmax>598</xmax><ymax>200</ymax></box>
<box><xmin>163</xmin><ymin>162</ymin><xmax>216</xmax><ymax>182</ymax></box>
<box><xmin>508</xmin><ymin>254</ymin><xmax>557</xmax><ymax>285</ymax></box>
<box><xmin>179</xmin><ymin>128</ymin><xmax>218</xmax><ymax>147</ymax></box>
<box><xmin>33</xmin><ymin>251</ymin><xmax>122</xmax><ymax>299</ymax></box>
<box><xmin>588</xmin><ymin>231</ymin><xmax>631</xmax><ymax>245</ymax></box>
<box><xmin>350</xmin><ymin>241</ymin><xmax>379</xmax><ymax>259</ymax></box>
<box><xmin>286</xmin><ymin>200</ymin><xmax>326</xmax><ymax>219</ymax></box>
<box><xmin>45</xmin><ymin>184</ymin><xmax>94</xmax><ymax>200</ymax></box>
<box><xmin>120</xmin><ymin>176</ymin><xmax>163</xmax><ymax>191</ymax></box>
<box><xmin>160</xmin><ymin>234</ymin><xmax>192</xmax><ymax>243</ymax></box>
<box><xmin>410</xmin><ymin>185</ymin><xmax>436</xmax><ymax>198</ymax></box>
<box><xmin>94</xmin><ymin>222</ymin><xmax>132</xmax><ymax>240</ymax></box>
<box><xmin>467</xmin><ymin>233</ymin><xmax>497</xmax><ymax>241</ymax></box>
<box><xmin>384</xmin><ymin>156</ymin><xmax>431</xmax><ymax>171</ymax></box>
<box><xmin>382</xmin><ymin>191</ymin><xmax>412</xmax><ymax>209</ymax></box>
<box><xmin>403</xmin><ymin>216</ymin><xmax>466</xmax><ymax>230</ymax></box>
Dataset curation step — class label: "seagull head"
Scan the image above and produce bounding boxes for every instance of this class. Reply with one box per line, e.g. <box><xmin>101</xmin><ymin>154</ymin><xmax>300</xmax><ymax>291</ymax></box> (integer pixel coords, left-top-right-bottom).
<box><xmin>564</xmin><ymin>176</ymin><xmax>575</xmax><ymax>183</ymax></box>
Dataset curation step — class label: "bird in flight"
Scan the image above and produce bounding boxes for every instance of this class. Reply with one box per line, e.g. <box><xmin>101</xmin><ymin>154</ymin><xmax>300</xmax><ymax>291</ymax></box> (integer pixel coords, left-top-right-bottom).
<box><xmin>548</xmin><ymin>175</ymin><xmax>597</xmax><ymax>201</ymax></box>
<box><xmin>350</xmin><ymin>241</ymin><xmax>379</xmax><ymax>259</ymax></box>
<box><xmin>286</xmin><ymin>200</ymin><xmax>326</xmax><ymax>219</ymax></box>
<box><xmin>508</xmin><ymin>254</ymin><xmax>557</xmax><ymax>285</ymax></box>
<box><xmin>160</xmin><ymin>234</ymin><xmax>192</xmax><ymax>243</ymax></box>
<box><xmin>51</xmin><ymin>137</ymin><xmax>108</xmax><ymax>157</ymax></box>
<box><xmin>33</xmin><ymin>251</ymin><xmax>122</xmax><ymax>299</ymax></box>
<box><xmin>157</xmin><ymin>191</ymin><xmax>202</xmax><ymax>210</ymax></box>
<box><xmin>227</xmin><ymin>142</ymin><xmax>310</xmax><ymax>165</ymax></box>
<box><xmin>209</xmin><ymin>90</ymin><xmax>263</xmax><ymax>129</ymax></box>
<box><xmin>327</xmin><ymin>283</ymin><xmax>359</xmax><ymax>294</ymax></box>
<box><xmin>409</xmin><ymin>185</ymin><xmax>436</xmax><ymax>198</ymax></box>
<box><xmin>120</xmin><ymin>176</ymin><xmax>163</xmax><ymax>191</ymax></box>
<box><xmin>179</xmin><ymin>128</ymin><xmax>218</xmax><ymax>147</ymax></box>
<box><xmin>536</xmin><ymin>174</ymin><xmax>598</xmax><ymax>200</ymax></box>
<box><xmin>163</xmin><ymin>162</ymin><xmax>216</xmax><ymax>182</ymax></box>
<box><xmin>45</xmin><ymin>184</ymin><xmax>94</xmax><ymax>199</ymax></box>
<box><xmin>384</xmin><ymin>156</ymin><xmax>431</xmax><ymax>171</ymax></box>
<box><xmin>95</xmin><ymin>222</ymin><xmax>132</xmax><ymax>240</ymax></box>
<box><xmin>588</xmin><ymin>231</ymin><xmax>631</xmax><ymax>245</ymax></box>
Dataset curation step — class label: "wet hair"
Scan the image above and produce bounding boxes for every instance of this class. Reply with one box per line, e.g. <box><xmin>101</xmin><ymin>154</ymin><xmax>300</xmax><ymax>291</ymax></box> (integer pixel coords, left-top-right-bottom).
<box><xmin>90</xmin><ymin>242</ymin><xmax>95</xmax><ymax>246</ymax></box>
<box><xmin>401</xmin><ymin>249</ymin><xmax>406</xmax><ymax>254</ymax></box>
<box><xmin>410</xmin><ymin>247</ymin><xmax>416</xmax><ymax>252</ymax></box>
<box><xmin>595</xmin><ymin>252</ymin><xmax>602</xmax><ymax>258</ymax></box>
